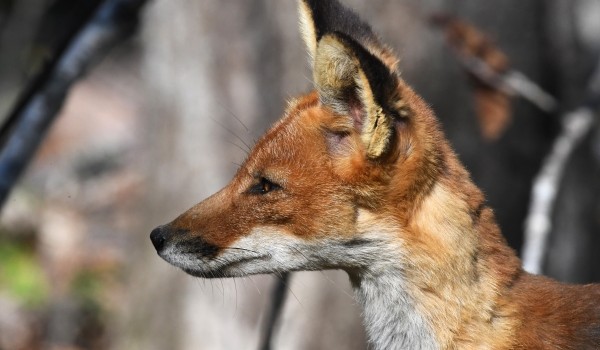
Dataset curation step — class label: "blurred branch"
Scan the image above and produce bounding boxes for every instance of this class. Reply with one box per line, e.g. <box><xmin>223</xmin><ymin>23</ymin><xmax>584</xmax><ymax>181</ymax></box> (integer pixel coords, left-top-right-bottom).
<box><xmin>0</xmin><ymin>0</ymin><xmax>15</xmax><ymax>33</ymax></box>
<box><xmin>431</xmin><ymin>14</ymin><xmax>558</xmax><ymax>113</ymax></box>
<box><xmin>431</xmin><ymin>15</ymin><xmax>557</xmax><ymax>141</ymax></box>
<box><xmin>0</xmin><ymin>0</ymin><xmax>103</xmax><ymax>152</ymax></box>
<box><xmin>260</xmin><ymin>273</ymin><xmax>290</xmax><ymax>350</ymax></box>
<box><xmin>522</xmin><ymin>61</ymin><xmax>600</xmax><ymax>274</ymax></box>
<box><xmin>0</xmin><ymin>0</ymin><xmax>149</xmax><ymax>209</ymax></box>
<box><xmin>451</xmin><ymin>51</ymin><xmax>558</xmax><ymax>113</ymax></box>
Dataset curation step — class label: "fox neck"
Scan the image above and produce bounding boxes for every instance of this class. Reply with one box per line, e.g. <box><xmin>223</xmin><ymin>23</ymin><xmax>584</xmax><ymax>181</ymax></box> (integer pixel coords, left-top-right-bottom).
<box><xmin>349</xmin><ymin>262</ymin><xmax>438</xmax><ymax>349</ymax></box>
<box><xmin>347</xmin><ymin>165</ymin><xmax>522</xmax><ymax>349</ymax></box>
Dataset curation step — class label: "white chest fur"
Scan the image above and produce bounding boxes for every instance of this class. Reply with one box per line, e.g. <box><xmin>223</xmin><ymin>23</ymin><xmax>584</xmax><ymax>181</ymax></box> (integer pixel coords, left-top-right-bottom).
<box><xmin>349</xmin><ymin>212</ymin><xmax>439</xmax><ymax>350</ymax></box>
<box><xmin>351</xmin><ymin>266</ymin><xmax>438</xmax><ymax>350</ymax></box>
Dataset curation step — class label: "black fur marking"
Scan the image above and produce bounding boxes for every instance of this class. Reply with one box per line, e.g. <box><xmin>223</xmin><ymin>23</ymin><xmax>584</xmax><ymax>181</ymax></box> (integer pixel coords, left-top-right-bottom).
<box><xmin>436</xmin><ymin>150</ymin><xmax>450</xmax><ymax>176</ymax></box>
<box><xmin>471</xmin><ymin>251</ymin><xmax>481</xmax><ymax>283</ymax></box>
<box><xmin>343</xmin><ymin>238</ymin><xmax>374</xmax><ymax>247</ymax></box>
<box><xmin>176</xmin><ymin>235</ymin><xmax>220</xmax><ymax>259</ymax></box>
<box><xmin>470</xmin><ymin>202</ymin><xmax>485</xmax><ymax>224</ymax></box>
<box><xmin>268</xmin><ymin>214</ymin><xmax>292</xmax><ymax>225</ymax></box>
<box><xmin>303</xmin><ymin>0</ymin><xmax>378</xmax><ymax>46</ymax></box>
<box><xmin>332</xmin><ymin>32</ymin><xmax>399</xmax><ymax>116</ymax></box>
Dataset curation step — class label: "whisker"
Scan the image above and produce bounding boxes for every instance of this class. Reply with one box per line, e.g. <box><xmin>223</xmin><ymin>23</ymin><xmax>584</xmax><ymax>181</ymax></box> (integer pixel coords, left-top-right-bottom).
<box><xmin>289</xmin><ymin>246</ymin><xmax>311</xmax><ymax>263</ymax></box>
<box><xmin>274</xmin><ymin>273</ymin><xmax>301</xmax><ymax>307</ymax></box>
<box><xmin>246</xmin><ymin>275</ymin><xmax>263</xmax><ymax>296</ymax></box>
<box><xmin>225</xmin><ymin>247</ymin><xmax>261</xmax><ymax>255</ymax></box>
<box><xmin>318</xmin><ymin>270</ymin><xmax>355</xmax><ymax>300</ymax></box>
<box><xmin>286</xmin><ymin>245</ymin><xmax>354</xmax><ymax>299</ymax></box>
<box><xmin>233</xmin><ymin>278</ymin><xmax>239</xmax><ymax>317</ymax></box>
<box><xmin>302</xmin><ymin>72</ymin><xmax>314</xmax><ymax>86</ymax></box>
<box><xmin>217</xmin><ymin>101</ymin><xmax>250</xmax><ymax>133</ymax></box>
<box><xmin>262</xmin><ymin>254</ymin><xmax>302</xmax><ymax>307</ymax></box>
<box><xmin>225</xmin><ymin>140</ymin><xmax>250</xmax><ymax>156</ymax></box>
<box><xmin>220</xmin><ymin>278</ymin><xmax>225</xmax><ymax>306</ymax></box>
<box><xmin>210</xmin><ymin>274</ymin><xmax>215</xmax><ymax>296</ymax></box>
<box><xmin>209</xmin><ymin>116</ymin><xmax>252</xmax><ymax>151</ymax></box>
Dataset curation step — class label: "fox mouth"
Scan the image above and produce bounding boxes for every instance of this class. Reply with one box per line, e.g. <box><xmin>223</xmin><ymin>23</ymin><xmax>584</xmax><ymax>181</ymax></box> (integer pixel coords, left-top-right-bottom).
<box><xmin>176</xmin><ymin>252</ymin><xmax>272</xmax><ymax>278</ymax></box>
<box><xmin>182</xmin><ymin>267</ymin><xmax>224</xmax><ymax>278</ymax></box>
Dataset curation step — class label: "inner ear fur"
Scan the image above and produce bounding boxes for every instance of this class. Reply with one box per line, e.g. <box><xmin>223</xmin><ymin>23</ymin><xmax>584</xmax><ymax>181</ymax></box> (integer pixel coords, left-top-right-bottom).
<box><xmin>314</xmin><ymin>33</ymin><xmax>402</xmax><ymax>159</ymax></box>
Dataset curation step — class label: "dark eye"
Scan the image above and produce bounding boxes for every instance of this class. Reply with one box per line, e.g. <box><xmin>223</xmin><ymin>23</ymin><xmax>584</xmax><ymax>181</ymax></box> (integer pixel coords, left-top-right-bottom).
<box><xmin>248</xmin><ymin>177</ymin><xmax>281</xmax><ymax>195</ymax></box>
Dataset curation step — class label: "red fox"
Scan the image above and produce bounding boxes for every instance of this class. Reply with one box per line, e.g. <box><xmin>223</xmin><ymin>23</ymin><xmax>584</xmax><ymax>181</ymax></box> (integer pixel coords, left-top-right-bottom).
<box><xmin>150</xmin><ymin>0</ymin><xmax>600</xmax><ymax>348</ymax></box>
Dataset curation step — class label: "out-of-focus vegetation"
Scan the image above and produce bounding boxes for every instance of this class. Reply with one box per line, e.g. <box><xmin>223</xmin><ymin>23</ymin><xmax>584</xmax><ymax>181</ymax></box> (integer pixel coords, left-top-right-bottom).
<box><xmin>0</xmin><ymin>237</ymin><xmax>48</xmax><ymax>307</ymax></box>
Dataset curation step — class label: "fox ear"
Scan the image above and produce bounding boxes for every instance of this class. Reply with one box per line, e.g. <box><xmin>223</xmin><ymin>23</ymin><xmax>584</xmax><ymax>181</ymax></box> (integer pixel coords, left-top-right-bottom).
<box><xmin>315</xmin><ymin>33</ymin><xmax>402</xmax><ymax>159</ymax></box>
<box><xmin>298</xmin><ymin>0</ymin><xmax>403</xmax><ymax>159</ymax></box>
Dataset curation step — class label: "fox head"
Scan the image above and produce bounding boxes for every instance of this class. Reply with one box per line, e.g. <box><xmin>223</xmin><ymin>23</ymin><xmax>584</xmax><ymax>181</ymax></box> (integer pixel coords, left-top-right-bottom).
<box><xmin>150</xmin><ymin>0</ymin><xmax>451</xmax><ymax>280</ymax></box>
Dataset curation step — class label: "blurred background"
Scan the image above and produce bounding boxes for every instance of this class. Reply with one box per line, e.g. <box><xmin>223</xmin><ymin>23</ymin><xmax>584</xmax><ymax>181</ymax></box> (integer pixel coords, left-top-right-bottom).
<box><xmin>0</xmin><ymin>0</ymin><xmax>599</xmax><ymax>349</ymax></box>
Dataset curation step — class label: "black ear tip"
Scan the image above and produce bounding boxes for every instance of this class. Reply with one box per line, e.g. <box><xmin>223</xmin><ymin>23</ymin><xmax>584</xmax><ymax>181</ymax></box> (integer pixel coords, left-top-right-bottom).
<box><xmin>302</xmin><ymin>0</ymin><xmax>377</xmax><ymax>45</ymax></box>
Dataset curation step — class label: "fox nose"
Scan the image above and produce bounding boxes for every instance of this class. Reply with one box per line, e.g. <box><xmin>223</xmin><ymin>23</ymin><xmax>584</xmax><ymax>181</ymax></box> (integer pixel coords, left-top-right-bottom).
<box><xmin>150</xmin><ymin>225</ymin><xmax>167</xmax><ymax>252</ymax></box>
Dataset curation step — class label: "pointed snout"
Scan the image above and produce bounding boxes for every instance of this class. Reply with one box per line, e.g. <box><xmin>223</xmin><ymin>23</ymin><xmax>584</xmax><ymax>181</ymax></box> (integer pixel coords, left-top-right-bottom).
<box><xmin>150</xmin><ymin>225</ymin><xmax>169</xmax><ymax>253</ymax></box>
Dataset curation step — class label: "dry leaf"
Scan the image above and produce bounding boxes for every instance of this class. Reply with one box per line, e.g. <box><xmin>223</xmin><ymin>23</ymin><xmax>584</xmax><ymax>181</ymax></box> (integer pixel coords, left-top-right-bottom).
<box><xmin>431</xmin><ymin>14</ymin><xmax>513</xmax><ymax>141</ymax></box>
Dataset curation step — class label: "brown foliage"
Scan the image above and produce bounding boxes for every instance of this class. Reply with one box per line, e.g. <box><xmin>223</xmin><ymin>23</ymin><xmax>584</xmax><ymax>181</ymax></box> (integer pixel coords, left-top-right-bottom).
<box><xmin>432</xmin><ymin>15</ymin><xmax>512</xmax><ymax>141</ymax></box>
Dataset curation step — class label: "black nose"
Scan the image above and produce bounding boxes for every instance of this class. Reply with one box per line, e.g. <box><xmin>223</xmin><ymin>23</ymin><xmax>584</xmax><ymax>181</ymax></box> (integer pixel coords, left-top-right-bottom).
<box><xmin>150</xmin><ymin>225</ymin><xmax>167</xmax><ymax>252</ymax></box>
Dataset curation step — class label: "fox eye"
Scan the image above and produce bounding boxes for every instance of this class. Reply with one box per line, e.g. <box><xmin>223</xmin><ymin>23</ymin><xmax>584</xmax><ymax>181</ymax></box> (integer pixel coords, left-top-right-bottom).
<box><xmin>248</xmin><ymin>177</ymin><xmax>281</xmax><ymax>195</ymax></box>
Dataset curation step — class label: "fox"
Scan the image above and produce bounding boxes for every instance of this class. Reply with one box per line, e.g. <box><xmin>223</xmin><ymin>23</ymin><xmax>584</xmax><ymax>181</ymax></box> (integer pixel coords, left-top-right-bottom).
<box><xmin>149</xmin><ymin>0</ymin><xmax>600</xmax><ymax>349</ymax></box>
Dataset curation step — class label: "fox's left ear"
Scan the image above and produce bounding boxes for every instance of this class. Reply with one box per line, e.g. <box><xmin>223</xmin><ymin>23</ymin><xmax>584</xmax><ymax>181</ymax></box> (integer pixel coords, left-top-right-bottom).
<box><xmin>298</xmin><ymin>0</ymin><xmax>405</xmax><ymax>159</ymax></box>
